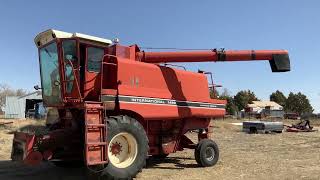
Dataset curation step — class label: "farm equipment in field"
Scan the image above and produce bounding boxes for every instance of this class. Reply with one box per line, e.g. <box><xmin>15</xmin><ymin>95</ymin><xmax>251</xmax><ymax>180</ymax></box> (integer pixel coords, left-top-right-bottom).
<box><xmin>11</xmin><ymin>29</ymin><xmax>290</xmax><ymax>179</ymax></box>
<box><xmin>285</xmin><ymin>119</ymin><xmax>317</xmax><ymax>132</ymax></box>
<box><xmin>243</xmin><ymin>121</ymin><xmax>284</xmax><ymax>134</ymax></box>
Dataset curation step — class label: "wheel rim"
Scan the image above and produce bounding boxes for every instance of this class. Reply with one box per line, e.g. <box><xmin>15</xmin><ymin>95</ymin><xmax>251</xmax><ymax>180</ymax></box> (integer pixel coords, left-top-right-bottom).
<box><xmin>205</xmin><ymin>147</ymin><xmax>215</xmax><ymax>161</ymax></box>
<box><xmin>108</xmin><ymin>132</ymin><xmax>138</xmax><ymax>168</ymax></box>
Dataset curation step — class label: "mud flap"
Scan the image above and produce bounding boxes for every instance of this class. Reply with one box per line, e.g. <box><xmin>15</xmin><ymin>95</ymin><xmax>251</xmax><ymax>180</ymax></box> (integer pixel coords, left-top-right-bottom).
<box><xmin>11</xmin><ymin>132</ymin><xmax>43</xmax><ymax>165</ymax></box>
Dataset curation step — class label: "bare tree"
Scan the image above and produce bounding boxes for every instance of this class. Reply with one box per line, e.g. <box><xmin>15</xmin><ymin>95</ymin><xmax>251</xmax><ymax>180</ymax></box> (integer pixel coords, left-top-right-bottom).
<box><xmin>220</xmin><ymin>88</ymin><xmax>232</xmax><ymax>97</ymax></box>
<box><xmin>16</xmin><ymin>89</ymin><xmax>28</xmax><ymax>97</ymax></box>
<box><xmin>0</xmin><ymin>83</ymin><xmax>28</xmax><ymax>112</ymax></box>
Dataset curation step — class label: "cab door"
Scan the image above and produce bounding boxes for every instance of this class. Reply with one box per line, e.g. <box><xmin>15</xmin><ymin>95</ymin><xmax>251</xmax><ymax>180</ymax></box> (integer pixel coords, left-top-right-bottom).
<box><xmin>83</xmin><ymin>45</ymin><xmax>105</xmax><ymax>100</ymax></box>
<box><xmin>61</xmin><ymin>39</ymin><xmax>81</xmax><ymax>101</ymax></box>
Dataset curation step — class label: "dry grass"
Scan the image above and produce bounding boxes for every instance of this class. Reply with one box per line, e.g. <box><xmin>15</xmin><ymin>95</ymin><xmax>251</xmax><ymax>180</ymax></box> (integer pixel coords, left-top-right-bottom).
<box><xmin>0</xmin><ymin>118</ymin><xmax>319</xmax><ymax>180</ymax></box>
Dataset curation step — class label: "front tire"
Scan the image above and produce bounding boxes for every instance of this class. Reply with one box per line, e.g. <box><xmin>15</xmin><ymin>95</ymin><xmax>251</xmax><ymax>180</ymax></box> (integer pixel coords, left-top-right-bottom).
<box><xmin>89</xmin><ymin>115</ymin><xmax>148</xmax><ymax>180</ymax></box>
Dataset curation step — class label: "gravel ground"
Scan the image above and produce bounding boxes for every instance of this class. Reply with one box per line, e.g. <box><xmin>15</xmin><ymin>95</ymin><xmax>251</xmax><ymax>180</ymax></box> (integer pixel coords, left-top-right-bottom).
<box><xmin>0</xmin><ymin>119</ymin><xmax>319</xmax><ymax>180</ymax></box>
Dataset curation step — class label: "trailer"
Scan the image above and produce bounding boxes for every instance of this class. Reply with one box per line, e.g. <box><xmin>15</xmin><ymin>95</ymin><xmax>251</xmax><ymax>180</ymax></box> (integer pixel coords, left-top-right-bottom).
<box><xmin>243</xmin><ymin>121</ymin><xmax>284</xmax><ymax>134</ymax></box>
<box><xmin>11</xmin><ymin>29</ymin><xmax>290</xmax><ymax>179</ymax></box>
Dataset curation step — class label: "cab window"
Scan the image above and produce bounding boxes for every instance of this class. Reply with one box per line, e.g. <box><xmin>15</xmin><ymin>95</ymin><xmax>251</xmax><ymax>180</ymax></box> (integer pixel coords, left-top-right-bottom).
<box><xmin>87</xmin><ymin>47</ymin><xmax>104</xmax><ymax>72</ymax></box>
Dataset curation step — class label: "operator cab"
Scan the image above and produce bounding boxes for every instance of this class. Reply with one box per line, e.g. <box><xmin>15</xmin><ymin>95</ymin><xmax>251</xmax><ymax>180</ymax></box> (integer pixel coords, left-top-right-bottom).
<box><xmin>34</xmin><ymin>29</ymin><xmax>112</xmax><ymax>106</ymax></box>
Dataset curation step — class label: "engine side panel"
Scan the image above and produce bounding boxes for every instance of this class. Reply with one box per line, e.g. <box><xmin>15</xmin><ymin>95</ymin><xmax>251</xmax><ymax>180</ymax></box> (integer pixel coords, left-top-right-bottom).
<box><xmin>101</xmin><ymin>58</ymin><xmax>226</xmax><ymax>120</ymax></box>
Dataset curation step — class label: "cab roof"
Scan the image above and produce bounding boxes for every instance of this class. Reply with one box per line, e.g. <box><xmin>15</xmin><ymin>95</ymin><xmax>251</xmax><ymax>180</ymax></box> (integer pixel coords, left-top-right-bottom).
<box><xmin>34</xmin><ymin>29</ymin><xmax>112</xmax><ymax>47</ymax></box>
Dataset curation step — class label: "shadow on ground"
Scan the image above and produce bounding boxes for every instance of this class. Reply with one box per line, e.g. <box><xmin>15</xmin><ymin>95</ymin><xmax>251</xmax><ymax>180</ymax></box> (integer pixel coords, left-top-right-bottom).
<box><xmin>0</xmin><ymin>156</ymin><xmax>199</xmax><ymax>179</ymax></box>
<box><xmin>0</xmin><ymin>161</ymin><xmax>86</xmax><ymax>180</ymax></box>
<box><xmin>146</xmin><ymin>156</ymin><xmax>199</xmax><ymax>170</ymax></box>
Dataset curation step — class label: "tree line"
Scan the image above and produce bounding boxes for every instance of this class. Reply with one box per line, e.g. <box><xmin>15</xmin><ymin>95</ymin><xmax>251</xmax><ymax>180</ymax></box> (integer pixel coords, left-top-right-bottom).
<box><xmin>211</xmin><ymin>89</ymin><xmax>314</xmax><ymax>116</ymax></box>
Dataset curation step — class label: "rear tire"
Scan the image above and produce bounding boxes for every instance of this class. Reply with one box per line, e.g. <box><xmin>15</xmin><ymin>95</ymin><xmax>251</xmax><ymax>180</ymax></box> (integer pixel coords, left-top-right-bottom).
<box><xmin>195</xmin><ymin>149</ymin><xmax>201</xmax><ymax>164</ymax></box>
<box><xmin>88</xmin><ymin>115</ymin><xmax>148</xmax><ymax>180</ymax></box>
<box><xmin>249</xmin><ymin>127</ymin><xmax>258</xmax><ymax>134</ymax></box>
<box><xmin>195</xmin><ymin>139</ymin><xmax>219</xmax><ymax>167</ymax></box>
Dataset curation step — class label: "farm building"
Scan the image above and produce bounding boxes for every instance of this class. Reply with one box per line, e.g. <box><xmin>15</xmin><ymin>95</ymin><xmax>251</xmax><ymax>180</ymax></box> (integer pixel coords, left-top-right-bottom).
<box><xmin>4</xmin><ymin>91</ymin><xmax>45</xmax><ymax>119</ymax></box>
<box><xmin>245</xmin><ymin>101</ymin><xmax>284</xmax><ymax>119</ymax></box>
<box><xmin>248</xmin><ymin>101</ymin><xmax>283</xmax><ymax>111</ymax></box>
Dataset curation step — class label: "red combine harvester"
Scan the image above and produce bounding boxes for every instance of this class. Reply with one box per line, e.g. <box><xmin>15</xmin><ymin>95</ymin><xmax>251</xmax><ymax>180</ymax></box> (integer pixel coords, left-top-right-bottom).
<box><xmin>11</xmin><ymin>29</ymin><xmax>290</xmax><ymax>179</ymax></box>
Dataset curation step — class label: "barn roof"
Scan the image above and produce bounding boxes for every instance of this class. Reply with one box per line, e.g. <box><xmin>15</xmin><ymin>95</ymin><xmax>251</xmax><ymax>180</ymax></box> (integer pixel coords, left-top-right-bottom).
<box><xmin>247</xmin><ymin>101</ymin><xmax>283</xmax><ymax>109</ymax></box>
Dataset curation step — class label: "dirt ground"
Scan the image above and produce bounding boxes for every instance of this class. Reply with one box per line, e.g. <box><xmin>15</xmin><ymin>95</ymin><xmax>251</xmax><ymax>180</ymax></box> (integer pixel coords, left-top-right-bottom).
<box><xmin>0</xmin><ymin>118</ymin><xmax>320</xmax><ymax>180</ymax></box>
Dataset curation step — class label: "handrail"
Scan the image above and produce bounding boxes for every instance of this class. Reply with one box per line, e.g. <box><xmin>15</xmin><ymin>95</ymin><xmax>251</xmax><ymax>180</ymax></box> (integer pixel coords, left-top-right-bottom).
<box><xmin>100</xmin><ymin>54</ymin><xmax>118</xmax><ymax>91</ymax></box>
<box><xmin>163</xmin><ymin>63</ymin><xmax>187</xmax><ymax>70</ymax></box>
<box><xmin>64</xmin><ymin>59</ymin><xmax>82</xmax><ymax>102</ymax></box>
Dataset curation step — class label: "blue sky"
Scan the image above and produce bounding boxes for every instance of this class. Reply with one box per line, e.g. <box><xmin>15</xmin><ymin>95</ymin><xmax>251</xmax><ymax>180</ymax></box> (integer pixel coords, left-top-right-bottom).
<box><xmin>0</xmin><ymin>1</ymin><xmax>319</xmax><ymax>112</ymax></box>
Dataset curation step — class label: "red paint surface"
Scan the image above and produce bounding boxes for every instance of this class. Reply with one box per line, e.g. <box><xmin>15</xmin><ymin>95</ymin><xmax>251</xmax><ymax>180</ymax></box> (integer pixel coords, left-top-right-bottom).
<box><xmin>21</xmin><ymin>37</ymin><xmax>290</xmax><ymax>165</ymax></box>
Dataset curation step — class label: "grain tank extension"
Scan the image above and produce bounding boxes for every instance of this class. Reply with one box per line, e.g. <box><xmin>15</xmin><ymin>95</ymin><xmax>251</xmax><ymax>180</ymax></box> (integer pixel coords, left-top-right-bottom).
<box><xmin>11</xmin><ymin>29</ymin><xmax>290</xmax><ymax>179</ymax></box>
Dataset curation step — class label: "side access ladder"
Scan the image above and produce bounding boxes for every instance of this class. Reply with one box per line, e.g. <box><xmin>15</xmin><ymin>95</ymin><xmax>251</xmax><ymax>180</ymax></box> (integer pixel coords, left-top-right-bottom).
<box><xmin>84</xmin><ymin>102</ymin><xmax>108</xmax><ymax>165</ymax></box>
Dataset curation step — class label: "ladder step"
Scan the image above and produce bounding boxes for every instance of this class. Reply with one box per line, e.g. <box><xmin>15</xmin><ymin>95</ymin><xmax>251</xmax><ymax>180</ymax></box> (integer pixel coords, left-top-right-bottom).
<box><xmin>85</xmin><ymin>103</ymin><xmax>103</xmax><ymax>109</ymax></box>
<box><xmin>86</xmin><ymin>124</ymin><xmax>105</xmax><ymax>127</ymax></box>
<box><xmin>87</xmin><ymin>142</ymin><xmax>107</xmax><ymax>146</ymax></box>
<box><xmin>87</xmin><ymin>160</ymin><xmax>108</xmax><ymax>166</ymax></box>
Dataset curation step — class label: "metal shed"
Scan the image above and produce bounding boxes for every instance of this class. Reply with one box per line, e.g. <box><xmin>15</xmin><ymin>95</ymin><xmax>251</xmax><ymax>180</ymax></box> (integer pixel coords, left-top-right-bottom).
<box><xmin>4</xmin><ymin>91</ymin><xmax>42</xmax><ymax>119</ymax></box>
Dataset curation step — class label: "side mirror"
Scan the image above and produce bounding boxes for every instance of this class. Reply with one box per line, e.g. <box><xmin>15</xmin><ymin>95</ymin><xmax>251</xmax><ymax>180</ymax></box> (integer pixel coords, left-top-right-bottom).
<box><xmin>34</xmin><ymin>85</ymin><xmax>42</xmax><ymax>90</ymax></box>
